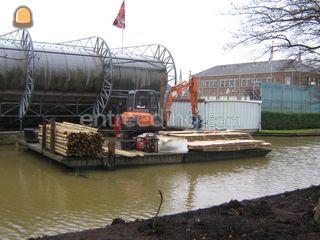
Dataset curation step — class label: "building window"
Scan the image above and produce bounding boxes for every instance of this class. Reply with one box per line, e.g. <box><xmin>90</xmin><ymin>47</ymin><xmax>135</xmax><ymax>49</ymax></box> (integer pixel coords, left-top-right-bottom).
<box><xmin>241</xmin><ymin>79</ymin><xmax>247</xmax><ymax>87</ymax></box>
<box><xmin>203</xmin><ymin>81</ymin><xmax>207</xmax><ymax>88</ymax></box>
<box><xmin>230</xmin><ymin>79</ymin><xmax>235</xmax><ymax>88</ymax></box>
<box><xmin>220</xmin><ymin>96</ymin><xmax>228</xmax><ymax>100</ymax></box>
<box><xmin>214</xmin><ymin>80</ymin><xmax>218</xmax><ymax>88</ymax></box>
<box><xmin>285</xmin><ymin>76</ymin><xmax>292</xmax><ymax>85</ymax></box>
<box><xmin>225</xmin><ymin>80</ymin><xmax>230</xmax><ymax>88</ymax></box>
<box><xmin>220</xmin><ymin>80</ymin><xmax>224</xmax><ymax>88</ymax></box>
<box><xmin>209</xmin><ymin>80</ymin><xmax>213</xmax><ymax>88</ymax></box>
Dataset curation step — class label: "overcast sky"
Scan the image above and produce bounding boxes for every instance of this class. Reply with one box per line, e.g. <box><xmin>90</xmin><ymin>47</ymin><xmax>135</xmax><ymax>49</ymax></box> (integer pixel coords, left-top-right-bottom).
<box><xmin>1</xmin><ymin>0</ymin><xmax>278</xmax><ymax>80</ymax></box>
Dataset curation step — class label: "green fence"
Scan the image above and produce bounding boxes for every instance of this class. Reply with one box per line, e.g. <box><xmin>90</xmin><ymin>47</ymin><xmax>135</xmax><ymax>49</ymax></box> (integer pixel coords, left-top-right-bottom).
<box><xmin>260</xmin><ymin>83</ymin><xmax>320</xmax><ymax>113</ymax></box>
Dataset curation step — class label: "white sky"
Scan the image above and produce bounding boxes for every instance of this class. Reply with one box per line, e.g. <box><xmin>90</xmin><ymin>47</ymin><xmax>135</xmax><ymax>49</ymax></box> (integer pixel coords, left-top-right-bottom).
<box><xmin>1</xmin><ymin>0</ymin><xmax>276</xmax><ymax>79</ymax></box>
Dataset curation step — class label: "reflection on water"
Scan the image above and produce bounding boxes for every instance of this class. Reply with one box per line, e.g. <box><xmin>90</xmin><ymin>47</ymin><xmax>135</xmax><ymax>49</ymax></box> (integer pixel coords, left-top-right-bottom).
<box><xmin>1</xmin><ymin>137</ymin><xmax>320</xmax><ymax>239</ymax></box>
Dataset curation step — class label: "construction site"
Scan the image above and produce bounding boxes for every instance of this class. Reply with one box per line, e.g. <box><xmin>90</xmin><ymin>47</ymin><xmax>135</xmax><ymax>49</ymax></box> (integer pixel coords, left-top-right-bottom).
<box><xmin>2</xmin><ymin>1</ymin><xmax>320</xmax><ymax>239</ymax></box>
<box><xmin>0</xmin><ymin>28</ymin><xmax>272</xmax><ymax>170</ymax></box>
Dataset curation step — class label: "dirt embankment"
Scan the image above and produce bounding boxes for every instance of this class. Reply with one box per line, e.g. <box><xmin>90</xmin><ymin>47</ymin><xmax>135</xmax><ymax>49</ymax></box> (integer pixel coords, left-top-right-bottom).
<box><xmin>32</xmin><ymin>185</ymin><xmax>320</xmax><ymax>240</ymax></box>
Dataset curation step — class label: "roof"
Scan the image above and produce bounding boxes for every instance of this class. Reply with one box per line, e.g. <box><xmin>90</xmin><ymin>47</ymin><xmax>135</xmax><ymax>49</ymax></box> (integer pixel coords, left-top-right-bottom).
<box><xmin>195</xmin><ymin>59</ymin><xmax>316</xmax><ymax>78</ymax></box>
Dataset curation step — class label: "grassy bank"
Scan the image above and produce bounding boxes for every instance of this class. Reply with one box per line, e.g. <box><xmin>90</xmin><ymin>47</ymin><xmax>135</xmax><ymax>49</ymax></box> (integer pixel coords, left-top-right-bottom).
<box><xmin>260</xmin><ymin>129</ymin><xmax>320</xmax><ymax>134</ymax></box>
<box><xmin>32</xmin><ymin>185</ymin><xmax>320</xmax><ymax>240</ymax></box>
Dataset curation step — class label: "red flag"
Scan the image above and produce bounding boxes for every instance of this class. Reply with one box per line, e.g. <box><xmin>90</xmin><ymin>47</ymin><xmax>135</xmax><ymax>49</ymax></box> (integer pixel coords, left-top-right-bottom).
<box><xmin>113</xmin><ymin>1</ymin><xmax>125</xmax><ymax>29</ymax></box>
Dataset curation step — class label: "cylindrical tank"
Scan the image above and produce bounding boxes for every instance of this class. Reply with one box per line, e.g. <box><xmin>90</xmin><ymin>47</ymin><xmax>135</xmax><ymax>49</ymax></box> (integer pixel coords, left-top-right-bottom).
<box><xmin>0</xmin><ymin>41</ymin><xmax>27</xmax><ymax>103</ymax></box>
<box><xmin>34</xmin><ymin>44</ymin><xmax>167</xmax><ymax>115</ymax></box>
<box><xmin>0</xmin><ymin>31</ymin><xmax>173</xmax><ymax>121</ymax></box>
<box><xmin>31</xmin><ymin>42</ymin><xmax>105</xmax><ymax>106</ymax></box>
<box><xmin>111</xmin><ymin>53</ymin><xmax>166</xmax><ymax>92</ymax></box>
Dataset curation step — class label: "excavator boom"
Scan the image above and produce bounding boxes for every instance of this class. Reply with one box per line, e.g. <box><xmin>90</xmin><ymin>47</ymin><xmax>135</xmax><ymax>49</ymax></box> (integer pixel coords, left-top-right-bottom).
<box><xmin>164</xmin><ymin>76</ymin><xmax>202</xmax><ymax>129</ymax></box>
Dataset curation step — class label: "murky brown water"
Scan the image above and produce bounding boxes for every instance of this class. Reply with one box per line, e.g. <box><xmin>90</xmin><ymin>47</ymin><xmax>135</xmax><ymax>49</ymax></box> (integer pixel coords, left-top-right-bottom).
<box><xmin>1</xmin><ymin>137</ymin><xmax>320</xmax><ymax>239</ymax></box>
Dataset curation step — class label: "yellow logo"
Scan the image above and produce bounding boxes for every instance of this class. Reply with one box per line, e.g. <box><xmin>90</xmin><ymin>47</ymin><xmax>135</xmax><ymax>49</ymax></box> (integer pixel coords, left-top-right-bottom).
<box><xmin>13</xmin><ymin>6</ymin><xmax>33</xmax><ymax>28</ymax></box>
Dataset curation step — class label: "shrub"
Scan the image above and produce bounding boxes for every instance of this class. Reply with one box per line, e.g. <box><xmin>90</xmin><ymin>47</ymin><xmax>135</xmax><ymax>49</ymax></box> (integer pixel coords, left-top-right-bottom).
<box><xmin>261</xmin><ymin>111</ymin><xmax>320</xmax><ymax>130</ymax></box>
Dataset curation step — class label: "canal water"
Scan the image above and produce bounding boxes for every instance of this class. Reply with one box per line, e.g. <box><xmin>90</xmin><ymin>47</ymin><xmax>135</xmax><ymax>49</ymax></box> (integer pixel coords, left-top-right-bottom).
<box><xmin>1</xmin><ymin>137</ymin><xmax>320</xmax><ymax>239</ymax></box>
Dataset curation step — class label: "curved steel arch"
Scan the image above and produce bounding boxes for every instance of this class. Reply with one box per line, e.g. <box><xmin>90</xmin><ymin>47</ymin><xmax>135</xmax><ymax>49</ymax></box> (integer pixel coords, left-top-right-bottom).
<box><xmin>59</xmin><ymin>37</ymin><xmax>113</xmax><ymax>116</ymax></box>
<box><xmin>0</xmin><ymin>29</ymin><xmax>35</xmax><ymax>119</ymax></box>
<box><xmin>112</xmin><ymin>44</ymin><xmax>177</xmax><ymax>85</ymax></box>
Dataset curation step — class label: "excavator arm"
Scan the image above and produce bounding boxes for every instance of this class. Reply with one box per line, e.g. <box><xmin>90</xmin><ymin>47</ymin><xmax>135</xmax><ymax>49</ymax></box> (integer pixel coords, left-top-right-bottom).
<box><xmin>164</xmin><ymin>76</ymin><xmax>202</xmax><ymax>129</ymax></box>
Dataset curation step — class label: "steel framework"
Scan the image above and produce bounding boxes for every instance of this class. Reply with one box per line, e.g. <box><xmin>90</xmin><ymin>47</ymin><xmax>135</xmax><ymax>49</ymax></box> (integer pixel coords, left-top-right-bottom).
<box><xmin>112</xmin><ymin>44</ymin><xmax>177</xmax><ymax>85</ymax></box>
<box><xmin>59</xmin><ymin>37</ymin><xmax>113</xmax><ymax>117</ymax></box>
<box><xmin>0</xmin><ymin>29</ymin><xmax>35</xmax><ymax>119</ymax></box>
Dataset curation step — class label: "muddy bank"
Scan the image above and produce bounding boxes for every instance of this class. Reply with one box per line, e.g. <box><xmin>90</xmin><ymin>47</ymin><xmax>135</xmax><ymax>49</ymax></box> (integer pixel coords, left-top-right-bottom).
<box><xmin>32</xmin><ymin>185</ymin><xmax>320</xmax><ymax>240</ymax></box>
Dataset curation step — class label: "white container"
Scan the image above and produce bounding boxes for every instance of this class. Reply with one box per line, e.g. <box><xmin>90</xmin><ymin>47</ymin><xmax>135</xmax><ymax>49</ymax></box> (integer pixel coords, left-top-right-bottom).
<box><xmin>169</xmin><ymin>100</ymin><xmax>261</xmax><ymax>131</ymax></box>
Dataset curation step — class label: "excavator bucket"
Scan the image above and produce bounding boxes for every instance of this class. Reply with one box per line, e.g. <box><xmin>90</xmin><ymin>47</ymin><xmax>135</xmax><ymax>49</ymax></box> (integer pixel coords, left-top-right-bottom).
<box><xmin>192</xmin><ymin>114</ymin><xmax>203</xmax><ymax>129</ymax></box>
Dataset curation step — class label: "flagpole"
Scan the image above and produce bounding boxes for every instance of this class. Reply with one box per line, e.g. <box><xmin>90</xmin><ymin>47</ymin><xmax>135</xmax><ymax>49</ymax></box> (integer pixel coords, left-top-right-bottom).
<box><xmin>269</xmin><ymin>43</ymin><xmax>274</xmax><ymax>83</ymax></box>
<box><xmin>122</xmin><ymin>29</ymin><xmax>124</xmax><ymax>52</ymax></box>
<box><xmin>270</xmin><ymin>61</ymin><xmax>273</xmax><ymax>82</ymax></box>
<box><xmin>122</xmin><ymin>0</ymin><xmax>125</xmax><ymax>52</ymax></box>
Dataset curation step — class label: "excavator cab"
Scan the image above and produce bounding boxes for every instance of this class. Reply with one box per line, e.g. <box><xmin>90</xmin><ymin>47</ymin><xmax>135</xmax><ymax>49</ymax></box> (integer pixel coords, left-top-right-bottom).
<box><xmin>121</xmin><ymin>90</ymin><xmax>162</xmax><ymax>133</ymax></box>
<box><xmin>125</xmin><ymin>90</ymin><xmax>160</xmax><ymax>115</ymax></box>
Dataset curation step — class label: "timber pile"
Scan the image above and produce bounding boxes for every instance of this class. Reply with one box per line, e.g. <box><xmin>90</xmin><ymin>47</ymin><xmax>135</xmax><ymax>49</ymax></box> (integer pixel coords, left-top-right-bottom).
<box><xmin>159</xmin><ymin>130</ymin><xmax>252</xmax><ymax>142</ymax></box>
<box><xmin>187</xmin><ymin>139</ymin><xmax>271</xmax><ymax>152</ymax></box>
<box><xmin>38</xmin><ymin>122</ymin><xmax>104</xmax><ymax>157</ymax></box>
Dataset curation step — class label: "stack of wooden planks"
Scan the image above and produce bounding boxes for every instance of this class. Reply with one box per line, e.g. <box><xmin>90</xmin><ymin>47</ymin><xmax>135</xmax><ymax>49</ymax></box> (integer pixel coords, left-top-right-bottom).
<box><xmin>39</xmin><ymin>122</ymin><xmax>104</xmax><ymax>157</ymax></box>
<box><xmin>159</xmin><ymin>130</ymin><xmax>271</xmax><ymax>152</ymax></box>
<box><xmin>103</xmin><ymin>144</ymin><xmax>145</xmax><ymax>158</ymax></box>
<box><xmin>159</xmin><ymin>130</ymin><xmax>252</xmax><ymax>142</ymax></box>
<box><xmin>187</xmin><ymin>139</ymin><xmax>271</xmax><ymax>152</ymax></box>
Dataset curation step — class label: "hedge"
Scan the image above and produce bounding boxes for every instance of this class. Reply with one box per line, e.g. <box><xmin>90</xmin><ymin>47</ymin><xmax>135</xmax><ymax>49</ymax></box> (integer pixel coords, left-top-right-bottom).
<box><xmin>261</xmin><ymin>111</ymin><xmax>320</xmax><ymax>130</ymax></box>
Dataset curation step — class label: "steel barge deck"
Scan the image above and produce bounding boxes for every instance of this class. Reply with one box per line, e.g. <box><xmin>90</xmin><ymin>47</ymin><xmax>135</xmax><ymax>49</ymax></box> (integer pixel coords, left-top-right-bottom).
<box><xmin>18</xmin><ymin>139</ymin><xmax>271</xmax><ymax>170</ymax></box>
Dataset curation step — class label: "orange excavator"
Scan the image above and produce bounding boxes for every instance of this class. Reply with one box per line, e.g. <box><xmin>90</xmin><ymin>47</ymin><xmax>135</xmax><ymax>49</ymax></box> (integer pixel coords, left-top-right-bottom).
<box><xmin>164</xmin><ymin>76</ymin><xmax>202</xmax><ymax>129</ymax></box>
<box><xmin>118</xmin><ymin>76</ymin><xmax>202</xmax><ymax>137</ymax></box>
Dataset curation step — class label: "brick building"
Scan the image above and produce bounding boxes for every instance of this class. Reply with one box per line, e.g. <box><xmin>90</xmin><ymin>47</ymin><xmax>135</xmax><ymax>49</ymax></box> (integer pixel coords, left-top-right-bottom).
<box><xmin>193</xmin><ymin>59</ymin><xmax>320</xmax><ymax>100</ymax></box>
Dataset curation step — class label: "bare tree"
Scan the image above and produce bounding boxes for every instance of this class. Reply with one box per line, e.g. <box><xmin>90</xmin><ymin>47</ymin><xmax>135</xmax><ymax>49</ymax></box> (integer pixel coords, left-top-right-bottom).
<box><xmin>230</xmin><ymin>0</ymin><xmax>320</xmax><ymax>67</ymax></box>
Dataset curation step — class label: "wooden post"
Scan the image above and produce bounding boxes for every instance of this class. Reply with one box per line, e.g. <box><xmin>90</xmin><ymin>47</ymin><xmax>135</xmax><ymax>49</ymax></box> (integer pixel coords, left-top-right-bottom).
<box><xmin>50</xmin><ymin>119</ymin><xmax>56</xmax><ymax>153</ymax></box>
<box><xmin>19</xmin><ymin>118</ymin><xmax>23</xmax><ymax>133</ymax></box>
<box><xmin>108</xmin><ymin>141</ymin><xmax>116</xmax><ymax>170</ymax></box>
<box><xmin>42</xmin><ymin>119</ymin><xmax>46</xmax><ymax>150</ymax></box>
